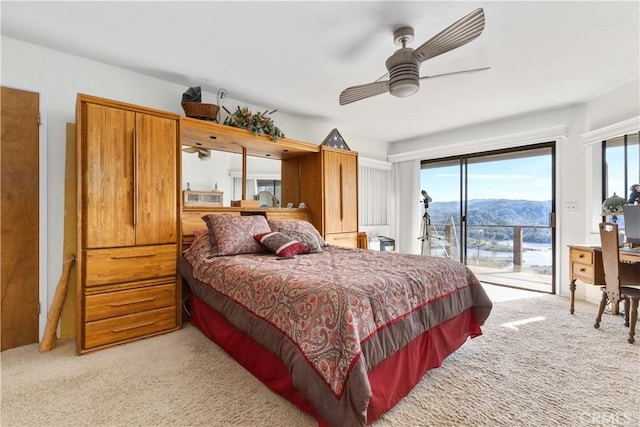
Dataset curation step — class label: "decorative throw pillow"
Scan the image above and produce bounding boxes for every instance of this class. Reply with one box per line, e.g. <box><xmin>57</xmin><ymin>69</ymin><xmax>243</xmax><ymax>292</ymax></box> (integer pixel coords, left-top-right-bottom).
<box><xmin>189</xmin><ymin>233</ymin><xmax>219</xmax><ymax>259</ymax></box>
<box><xmin>267</xmin><ymin>219</ymin><xmax>326</xmax><ymax>253</ymax></box>
<box><xmin>201</xmin><ymin>215</ymin><xmax>224</xmax><ymax>255</ymax></box>
<box><xmin>204</xmin><ymin>214</ymin><xmax>271</xmax><ymax>256</ymax></box>
<box><xmin>254</xmin><ymin>231</ymin><xmax>307</xmax><ymax>257</ymax></box>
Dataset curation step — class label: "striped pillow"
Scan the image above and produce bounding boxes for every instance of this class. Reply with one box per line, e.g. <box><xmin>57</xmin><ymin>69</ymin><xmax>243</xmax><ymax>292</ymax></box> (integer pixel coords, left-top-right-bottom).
<box><xmin>254</xmin><ymin>231</ymin><xmax>307</xmax><ymax>258</ymax></box>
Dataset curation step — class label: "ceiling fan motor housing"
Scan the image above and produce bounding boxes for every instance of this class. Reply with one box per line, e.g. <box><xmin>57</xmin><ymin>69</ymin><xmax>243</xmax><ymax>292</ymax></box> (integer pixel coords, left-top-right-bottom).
<box><xmin>385</xmin><ymin>48</ymin><xmax>420</xmax><ymax>97</ymax></box>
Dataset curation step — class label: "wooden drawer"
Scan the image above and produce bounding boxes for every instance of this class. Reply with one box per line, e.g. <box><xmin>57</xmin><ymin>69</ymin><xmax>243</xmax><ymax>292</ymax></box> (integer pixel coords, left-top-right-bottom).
<box><xmin>325</xmin><ymin>232</ymin><xmax>358</xmax><ymax>248</ymax></box>
<box><xmin>84</xmin><ymin>306</ymin><xmax>176</xmax><ymax>350</ymax></box>
<box><xmin>570</xmin><ymin>249</ymin><xmax>593</xmax><ymax>265</ymax></box>
<box><xmin>84</xmin><ymin>244</ymin><xmax>176</xmax><ymax>287</ymax></box>
<box><xmin>85</xmin><ymin>283</ymin><xmax>176</xmax><ymax>322</ymax></box>
<box><xmin>571</xmin><ymin>261</ymin><xmax>595</xmax><ymax>282</ymax></box>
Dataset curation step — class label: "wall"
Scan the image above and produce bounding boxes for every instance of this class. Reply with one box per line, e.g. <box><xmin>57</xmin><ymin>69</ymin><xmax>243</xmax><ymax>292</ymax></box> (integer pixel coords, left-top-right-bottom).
<box><xmin>585</xmin><ymin>78</ymin><xmax>640</xmax><ymax>132</ymax></box>
<box><xmin>1</xmin><ymin>36</ymin><xmax>388</xmax><ymax>338</ymax></box>
<box><xmin>388</xmin><ymin>78</ymin><xmax>640</xmax><ymax>300</ymax></box>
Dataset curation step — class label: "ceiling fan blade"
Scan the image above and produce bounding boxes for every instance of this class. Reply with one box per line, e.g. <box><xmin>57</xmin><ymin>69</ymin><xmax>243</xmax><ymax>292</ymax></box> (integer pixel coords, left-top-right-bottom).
<box><xmin>182</xmin><ymin>146</ymin><xmax>199</xmax><ymax>153</ymax></box>
<box><xmin>413</xmin><ymin>8</ymin><xmax>485</xmax><ymax>62</ymax></box>
<box><xmin>419</xmin><ymin>66</ymin><xmax>490</xmax><ymax>81</ymax></box>
<box><xmin>339</xmin><ymin>80</ymin><xmax>390</xmax><ymax>105</ymax></box>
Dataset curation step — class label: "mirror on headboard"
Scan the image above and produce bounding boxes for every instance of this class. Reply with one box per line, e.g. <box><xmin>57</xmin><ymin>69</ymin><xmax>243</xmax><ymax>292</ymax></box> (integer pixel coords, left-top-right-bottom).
<box><xmin>182</xmin><ymin>148</ymin><xmax>281</xmax><ymax>206</ymax></box>
<box><xmin>256</xmin><ymin>190</ymin><xmax>277</xmax><ymax>207</ymax></box>
<box><xmin>180</xmin><ymin>117</ymin><xmax>320</xmax><ymax>206</ymax></box>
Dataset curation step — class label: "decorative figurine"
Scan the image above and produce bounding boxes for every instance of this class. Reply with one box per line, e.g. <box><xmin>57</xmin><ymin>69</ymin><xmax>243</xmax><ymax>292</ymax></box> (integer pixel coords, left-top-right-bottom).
<box><xmin>628</xmin><ymin>184</ymin><xmax>640</xmax><ymax>204</ymax></box>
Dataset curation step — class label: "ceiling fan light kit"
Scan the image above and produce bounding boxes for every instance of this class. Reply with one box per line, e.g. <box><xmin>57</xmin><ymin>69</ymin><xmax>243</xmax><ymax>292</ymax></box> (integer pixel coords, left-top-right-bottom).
<box><xmin>386</xmin><ymin>47</ymin><xmax>420</xmax><ymax>97</ymax></box>
<box><xmin>339</xmin><ymin>8</ymin><xmax>487</xmax><ymax>106</ymax></box>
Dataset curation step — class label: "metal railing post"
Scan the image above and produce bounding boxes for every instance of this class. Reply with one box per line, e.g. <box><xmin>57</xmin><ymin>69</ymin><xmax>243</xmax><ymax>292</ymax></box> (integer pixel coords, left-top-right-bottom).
<box><xmin>513</xmin><ymin>226</ymin><xmax>523</xmax><ymax>269</ymax></box>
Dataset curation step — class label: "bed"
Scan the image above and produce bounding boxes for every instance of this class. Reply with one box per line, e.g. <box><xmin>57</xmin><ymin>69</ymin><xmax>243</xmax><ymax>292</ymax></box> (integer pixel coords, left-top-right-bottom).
<box><xmin>179</xmin><ymin>214</ymin><xmax>492</xmax><ymax>426</ymax></box>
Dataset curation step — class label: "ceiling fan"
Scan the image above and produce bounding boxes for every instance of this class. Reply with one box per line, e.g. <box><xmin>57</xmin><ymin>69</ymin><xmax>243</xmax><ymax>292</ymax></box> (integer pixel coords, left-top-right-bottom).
<box><xmin>339</xmin><ymin>8</ymin><xmax>489</xmax><ymax>106</ymax></box>
<box><xmin>182</xmin><ymin>146</ymin><xmax>211</xmax><ymax>160</ymax></box>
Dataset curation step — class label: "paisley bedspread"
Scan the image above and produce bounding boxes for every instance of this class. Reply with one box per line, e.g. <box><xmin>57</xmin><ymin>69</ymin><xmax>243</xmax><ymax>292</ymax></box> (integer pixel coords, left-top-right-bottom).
<box><xmin>181</xmin><ymin>234</ymin><xmax>492</xmax><ymax>426</ymax></box>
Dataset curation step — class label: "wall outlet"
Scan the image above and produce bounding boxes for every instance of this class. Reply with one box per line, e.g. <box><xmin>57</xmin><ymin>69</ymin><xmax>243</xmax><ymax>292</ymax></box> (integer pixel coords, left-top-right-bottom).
<box><xmin>565</xmin><ymin>202</ymin><xmax>579</xmax><ymax>213</ymax></box>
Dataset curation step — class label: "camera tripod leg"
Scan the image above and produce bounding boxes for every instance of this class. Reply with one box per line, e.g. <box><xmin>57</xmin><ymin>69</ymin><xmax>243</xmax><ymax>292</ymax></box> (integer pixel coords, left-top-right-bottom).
<box><xmin>419</xmin><ymin>217</ymin><xmax>431</xmax><ymax>255</ymax></box>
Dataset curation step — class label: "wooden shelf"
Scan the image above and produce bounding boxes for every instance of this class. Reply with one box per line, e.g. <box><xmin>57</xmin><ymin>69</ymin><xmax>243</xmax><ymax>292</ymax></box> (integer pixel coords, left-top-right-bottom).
<box><xmin>180</xmin><ymin>117</ymin><xmax>320</xmax><ymax>160</ymax></box>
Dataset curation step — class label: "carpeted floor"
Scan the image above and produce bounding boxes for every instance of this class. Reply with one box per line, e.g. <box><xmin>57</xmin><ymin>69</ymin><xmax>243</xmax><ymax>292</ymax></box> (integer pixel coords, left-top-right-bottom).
<box><xmin>1</xmin><ymin>293</ymin><xmax>638</xmax><ymax>426</ymax></box>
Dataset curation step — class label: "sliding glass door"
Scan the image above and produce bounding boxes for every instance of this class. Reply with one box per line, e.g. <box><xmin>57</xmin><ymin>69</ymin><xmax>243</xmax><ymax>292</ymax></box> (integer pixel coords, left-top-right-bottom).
<box><xmin>421</xmin><ymin>143</ymin><xmax>556</xmax><ymax>293</ymax></box>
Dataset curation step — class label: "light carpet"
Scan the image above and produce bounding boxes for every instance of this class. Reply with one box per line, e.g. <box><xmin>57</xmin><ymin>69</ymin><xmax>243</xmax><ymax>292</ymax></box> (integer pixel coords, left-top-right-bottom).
<box><xmin>1</xmin><ymin>294</ymin><xmax>639</xmax><ymax>426</ymax></box>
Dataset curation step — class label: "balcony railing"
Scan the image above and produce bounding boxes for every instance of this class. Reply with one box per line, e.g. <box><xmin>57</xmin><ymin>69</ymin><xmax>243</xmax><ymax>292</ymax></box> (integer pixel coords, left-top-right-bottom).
<box><xmin>423</xmin><ymin>223</ymin><xmax>552</xmax><ymax>269</ymax></box>
<box><xmin>423</xmin><ymin>223</ymin><xmax>553</xmax><ymax>291</ymax></box>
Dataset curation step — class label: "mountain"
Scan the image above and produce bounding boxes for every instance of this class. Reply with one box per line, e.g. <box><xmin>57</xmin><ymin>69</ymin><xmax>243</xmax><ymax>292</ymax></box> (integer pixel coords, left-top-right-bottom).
<box><xmin>426</xmin><ymin>199</ymin><xmax>552</xmax><ymax>243</ymax></box>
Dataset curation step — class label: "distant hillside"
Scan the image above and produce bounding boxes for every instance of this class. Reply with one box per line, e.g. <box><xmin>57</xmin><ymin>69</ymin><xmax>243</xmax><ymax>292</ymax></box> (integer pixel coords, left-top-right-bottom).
<box><xmin>427</xmin><ymin>199</ymin><xmax>552</xmax><ymax>243</ymax></box>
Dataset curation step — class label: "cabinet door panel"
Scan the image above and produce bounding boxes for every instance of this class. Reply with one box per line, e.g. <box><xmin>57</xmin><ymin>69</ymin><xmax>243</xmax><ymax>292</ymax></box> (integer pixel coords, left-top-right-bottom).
<box><xmin>135</xmin><ymin>113</ymin><xmax>177</xmax><ymax>245</ymax></box>
<box><xmin>340</xmin><ymin>153</ymin><xmax>358</xmax><ymax>233</ymax></box>
<box><xmin>323</xmin><ymin>151</ymin><xmax>343</xmax><ymax>234</ymax></box>
<box><xmin>323</xmin><ymin>150</ymin><xmax>358</xmax><ymax>234</ymax></box>
<box><xmin>84</xmin><ymin>103</ymin><xmax>135</xmax><ymax>248</ymax></box>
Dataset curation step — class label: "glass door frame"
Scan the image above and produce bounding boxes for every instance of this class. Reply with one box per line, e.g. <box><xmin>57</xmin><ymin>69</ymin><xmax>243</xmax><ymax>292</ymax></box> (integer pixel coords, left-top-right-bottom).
<box><xmin>421</xmin><ymin>142</ymin><xmax>557</xmax><ymax>294</ymax></box>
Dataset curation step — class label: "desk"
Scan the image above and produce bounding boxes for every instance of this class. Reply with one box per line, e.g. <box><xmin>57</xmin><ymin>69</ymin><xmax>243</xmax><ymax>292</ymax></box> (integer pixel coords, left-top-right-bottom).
<box><xmin>568</xmin><ymin>245</ymin><xmax>640</xmax><ymax>314</ymax></box>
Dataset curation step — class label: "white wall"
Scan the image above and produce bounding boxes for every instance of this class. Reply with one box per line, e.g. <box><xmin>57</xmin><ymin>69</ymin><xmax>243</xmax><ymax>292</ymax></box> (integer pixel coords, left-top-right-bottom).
<box><xmin>388</xmin><ymin>78</ymin><xmax>640</xmax><ymax>300</ymax></box>
<box><xmin>585</xmin><ymin>78</ymin><xmax>640</xmax><ymax>132</ymax></box>
<box><xmin>1</xmin><ymin>36</ymin><xmax>389</xmax><ymax>336</ymax></box>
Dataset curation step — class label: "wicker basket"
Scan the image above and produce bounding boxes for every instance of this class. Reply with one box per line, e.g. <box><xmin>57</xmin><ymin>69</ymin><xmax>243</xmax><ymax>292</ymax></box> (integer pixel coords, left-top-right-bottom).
<box><xmin>181</xmin><ymin>102</ymin><xmax>219</xmax><ymax>121</ymax></box>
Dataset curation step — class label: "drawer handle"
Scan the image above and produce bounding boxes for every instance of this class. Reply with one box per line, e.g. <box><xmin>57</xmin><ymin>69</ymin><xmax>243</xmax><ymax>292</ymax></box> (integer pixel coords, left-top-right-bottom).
<box><xmin>111</xmin><ymin>321</ymin><xmax>156</xmax><ymax>333</ymax></box>
<box><xmin>109</xmin><ymin>297</ymin><xmax>157</xmax><ymax>307</ymax></box>
<box><xmin>578</xmin><ymin>254</ymin><xmax>585</xmax><ymax>258</ymax></box>
<box><xmin>110</xmin><ymin>253</ymin><xmax>157</xmax><ymax>259</ymax></box>
<box><xmin>579</xmin><ymin>267</ymin><xmax>586</xmax><ymax>272</ymax></box>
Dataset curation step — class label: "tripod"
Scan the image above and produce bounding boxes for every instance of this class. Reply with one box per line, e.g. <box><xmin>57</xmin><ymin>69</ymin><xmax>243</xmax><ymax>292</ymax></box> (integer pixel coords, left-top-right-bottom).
<box><xmin>418</xmin><ymin>197</ymin><xmax>439</xmax><ymax>255</ymax></box>
<box><xmin>418</xmin><ymin>209</ymin><xmax>432</xmax><ymax>255</ymax></box>
<box><xmin>418</xmin><ymin>193</ymin><xmax>447</xmax><ymax>256</ymax></box>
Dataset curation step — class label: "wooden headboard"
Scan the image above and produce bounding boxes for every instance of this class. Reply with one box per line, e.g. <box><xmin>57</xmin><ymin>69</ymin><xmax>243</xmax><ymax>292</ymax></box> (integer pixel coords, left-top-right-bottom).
<box><xmin>181</xmin><ymin>206</ymin><xmax>310</xmax><ymax>251</ymax></box>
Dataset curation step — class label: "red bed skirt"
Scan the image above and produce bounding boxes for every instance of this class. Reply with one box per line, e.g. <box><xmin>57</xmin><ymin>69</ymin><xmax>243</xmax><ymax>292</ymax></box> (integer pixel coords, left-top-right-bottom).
<box><xmin>189</xmin><ymin>293</ymin><xmax>482</xmax><ymax>426</ymax></box>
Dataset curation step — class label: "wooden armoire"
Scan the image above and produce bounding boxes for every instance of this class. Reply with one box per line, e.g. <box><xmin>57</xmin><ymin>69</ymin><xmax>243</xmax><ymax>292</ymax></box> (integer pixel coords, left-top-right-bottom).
<box><xmin>76</xmin><ymin>94</ymin><xmax>180</xmax><ymax>354</ymax></box>
<box><xmin>282</xmin><ymin>145</ymin><xmax>359</xmax><ymax>248</ymax></box>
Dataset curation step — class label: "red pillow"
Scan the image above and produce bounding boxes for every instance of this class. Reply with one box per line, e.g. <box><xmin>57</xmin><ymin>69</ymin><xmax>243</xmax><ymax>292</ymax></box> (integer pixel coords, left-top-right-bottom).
<box><xmin>254</xmin><ymin>231</ymin><xmax>307</xmax><ymax>258</ymax></box>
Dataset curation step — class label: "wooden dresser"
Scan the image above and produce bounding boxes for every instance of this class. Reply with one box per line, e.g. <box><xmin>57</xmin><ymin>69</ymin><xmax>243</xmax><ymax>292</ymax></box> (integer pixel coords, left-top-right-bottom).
<box><xmin>76</xmin><ymin>94</ymin><xmax>181</xmax><ymax>354</ymax></box>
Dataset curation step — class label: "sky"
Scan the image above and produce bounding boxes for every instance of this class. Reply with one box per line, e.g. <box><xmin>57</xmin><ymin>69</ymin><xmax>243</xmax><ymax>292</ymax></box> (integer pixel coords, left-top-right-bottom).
<box><xmin>421</xmin><ymin>154</ymin><xmax>552</xmax><ymax>203</ymax></box>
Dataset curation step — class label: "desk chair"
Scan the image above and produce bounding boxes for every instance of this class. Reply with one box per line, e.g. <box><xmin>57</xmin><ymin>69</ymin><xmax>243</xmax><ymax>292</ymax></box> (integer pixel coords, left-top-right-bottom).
<box><xmin>594</xmin><ymin>222</ymin><xmax>640</xmax><ymax>344</ymax></box>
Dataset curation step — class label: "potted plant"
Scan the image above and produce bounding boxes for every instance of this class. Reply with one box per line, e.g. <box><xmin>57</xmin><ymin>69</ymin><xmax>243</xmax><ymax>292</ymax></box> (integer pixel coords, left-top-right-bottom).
<box><xmin>222</xmin><ymin>106</ymin><xmax>285</xmax><ymax>142</ymax></box>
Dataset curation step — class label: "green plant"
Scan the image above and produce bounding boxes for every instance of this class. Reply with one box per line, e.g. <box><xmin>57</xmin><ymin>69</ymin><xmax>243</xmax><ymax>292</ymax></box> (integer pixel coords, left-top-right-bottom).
<box><xmin>222</xmin><ymin>106</ymin><xmax>285</xmax><ymax>142</ymax></box>
<box><xmin>601</xmin><ymin>192</ymin><xmax>625</xmax><ymax>216</ymax></box>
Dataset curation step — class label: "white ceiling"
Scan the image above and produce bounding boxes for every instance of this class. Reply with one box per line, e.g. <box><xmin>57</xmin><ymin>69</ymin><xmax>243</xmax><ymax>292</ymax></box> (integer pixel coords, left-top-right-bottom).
<box><xmin>2</xmin><ymin>1</ymin><xmax>639</xmax><ymax>144</ymax></box>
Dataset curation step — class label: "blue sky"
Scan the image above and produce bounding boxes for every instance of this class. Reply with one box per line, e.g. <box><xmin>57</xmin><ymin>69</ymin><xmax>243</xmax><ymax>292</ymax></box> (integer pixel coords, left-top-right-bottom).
<box><xmin>421</xmin><ymin>155</ymin><xmax>552</xmax><ymax>203</ymax></box>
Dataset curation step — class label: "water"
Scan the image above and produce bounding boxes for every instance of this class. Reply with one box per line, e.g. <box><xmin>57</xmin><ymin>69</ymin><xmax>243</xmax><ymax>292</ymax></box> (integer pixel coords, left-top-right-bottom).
<box><xmin>429</xmin><ymin>241</ymin><xmax>553</xmax><ymax>269</ymax></box>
